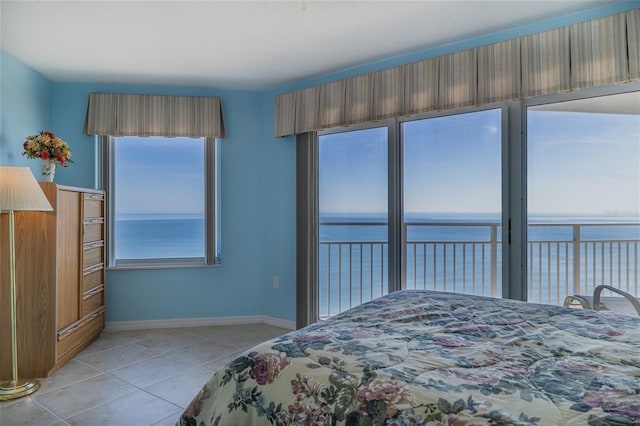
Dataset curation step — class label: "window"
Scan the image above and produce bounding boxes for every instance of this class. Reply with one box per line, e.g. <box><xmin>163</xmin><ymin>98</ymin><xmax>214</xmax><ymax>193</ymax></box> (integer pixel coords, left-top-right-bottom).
<box><xmin>403</xmin><ymin>108</ymin><xmax>503</xmax><ymax>298</ymax></box>
<box><xmin>317</xmin><ymin>107</ymin><xmax>506</xmax><ymax>317</ymax></box>
<box><xmin>318</xmin><ymin>126</ymin><xmax>389</xmax><ymax>317</ymax></box>
<box><xmin>312</xmin><ymin>85</ymin><xmax>639</xmax><ymax>320</ymax></box>
<box><xmin>104</xmin><ymin>135</ymin><xmax>220</xmax><ymax>268</ymax></box>
<box><xmin>526</xmin><ymin>91</ymin><xmax>640</xmax><ymax>304</ymax></box>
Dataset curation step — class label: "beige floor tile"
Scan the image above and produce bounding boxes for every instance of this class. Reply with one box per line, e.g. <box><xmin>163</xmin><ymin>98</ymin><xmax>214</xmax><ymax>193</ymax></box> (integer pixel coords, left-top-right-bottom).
<box><xmin>35</xmin><ymin>374</ymin><xmax>137</xmax><ymax>419</ymax></box>
<box><xmin>0</xmin><ymin>397</ymin><xmax>63</xmax><ymax>426</ymax></box>
<box><xmin>77</xmin><ymin>343</ymin><xmax>160</xmax><ymax>372</ymax></box>
<box><xmin>226</xmin><ymin>336</ymin><xmax>275</xmax><ymax>352</ymax></box>
<box><xmin>76</xmin><ymin>329</ymin><xmax>155</xmax><ymax>357</ymax></box>
<box><xmin>164</xmin><ymin>340</ymin><xmax>237</xmax><ymax>366</ymax></box>
<box><xmin>208</xmin><ymin>325</ymin><xmax>288</xmax><ymax>350</ymax></box>
<box><xmin>255</xmin><ymin>324</ymin><xmax>291</xmax><ymax>335</ymax></box>
<box><xmin>65</xmin><ymin>390</ymin><xmax>179</xmax><ymax>426</ymax></box>
<box><xmin>109</xmin><ymin>355</ymin><xmax>193</xmax><ymax>388</ymax></box>
<box><xmin>191</xmin><ymin>324</ymin><xmax>248</xmax><ymax>338</ymax></box>
<box><xmin>37</xmin><ymin>360</ymin><xmax>101</xmax><ymax>394</ymax></box>
<box><xmin>145</xmin><ymin>365</ymin><xmax>212</xmax><ymax>408</ymax></box>
<box><xmin>135</xmin><ymin>333</ymin><xmax>207</xmax><ymax>353</ymax></box>
<box><xmin>159</xmin><ymin>327</ymin><xmax>206</xmax><ymax>338</ymax></box>
<box><xmin>199</xmin><ymin>355</ymin><xmax>236</xmax><ymax>374</ymax></box>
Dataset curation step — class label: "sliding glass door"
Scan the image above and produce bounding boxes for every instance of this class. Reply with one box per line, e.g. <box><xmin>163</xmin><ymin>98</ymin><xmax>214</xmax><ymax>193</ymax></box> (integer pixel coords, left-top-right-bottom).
<box><xmin>317</xmin><ymin>108</ymin><xmax>504</xmax><ymax>318</ymax></box>
<box><xmin>527</xmin><ymin>91</ymin><xmax>640</xmax><ymax>305</ymax></box>
<box><xmin>403</xmin><ymin>109</ymin><xmax>503</xmax><ymax>297</ymax></box>
<box><xmin>318</xmin><ymin>127</ymin><xmax>389</xmax><ymax>318</ymax></box>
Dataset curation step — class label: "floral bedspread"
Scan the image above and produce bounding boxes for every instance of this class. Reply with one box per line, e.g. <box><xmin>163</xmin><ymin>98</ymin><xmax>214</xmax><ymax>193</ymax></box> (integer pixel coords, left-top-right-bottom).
<box><xmin>178</xmin><ymin>290</ymin><xmax>640</xmax><ymax>425</ymax></box>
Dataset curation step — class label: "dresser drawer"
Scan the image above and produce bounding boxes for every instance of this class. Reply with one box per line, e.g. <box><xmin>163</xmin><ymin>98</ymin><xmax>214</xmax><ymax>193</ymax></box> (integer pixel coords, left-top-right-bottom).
<box><xmin>83</xmin><ymin>219</ymin><xmax>104</xmax><ymax>244</ymax></box>
<box><xmin>83</xmin><ymin>267</ymin><xmax>103</xmax><ymax>293</ymax></box>
<box><xmin>57</xmin><ymin>309</ymin><xmax>104</xmax><ymax>362</ymax></box>
<box><xmin>83</xmin><ymin>242</ymin><xmax>104</xmax><ymax>269</ymax></box>
<box><xmin>83</xmin><ymin>192</ymin><xmax>104</xmax><ymax>218</ymax></box>
<box><xmin>82</xmin><ymin>285</ymin><xmax>104</xmax><ymax>316</ymax></box>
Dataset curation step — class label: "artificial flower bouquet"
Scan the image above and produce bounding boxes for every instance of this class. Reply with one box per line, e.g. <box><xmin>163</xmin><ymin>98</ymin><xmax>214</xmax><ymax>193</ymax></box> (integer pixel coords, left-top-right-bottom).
<box><xmin>22</xmin><ymin>131</ymin><xmax>73</xmax><ymax>167</ymax></box>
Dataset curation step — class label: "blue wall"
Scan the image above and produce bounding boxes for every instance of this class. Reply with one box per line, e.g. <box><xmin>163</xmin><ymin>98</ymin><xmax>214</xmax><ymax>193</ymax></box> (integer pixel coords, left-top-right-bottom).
<box><xmin>1</xmin><ymin>1</ymin><xmax>635</xmax><ymax>324</ymax></box>
<box><xmin>0</xmin><ymin>50</ymin><xmax>51</xmax><ymax>172</ymax></box>
<box><xmin>49</xmin><ymin>82</ymin><xmax>288</xmax><ymax>322</ymax></box>
<box><xmin>259</xmin><ymin>91</ymin><xmax>297</xmax><ymax>321</ymax></box>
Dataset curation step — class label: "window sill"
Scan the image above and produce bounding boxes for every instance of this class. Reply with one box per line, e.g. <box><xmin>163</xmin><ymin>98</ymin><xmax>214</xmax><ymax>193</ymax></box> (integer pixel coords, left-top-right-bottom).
<box><xmin>107</xmin><ymin>258</ymin><xmax>221</xmax><ymax>271</ymax></box>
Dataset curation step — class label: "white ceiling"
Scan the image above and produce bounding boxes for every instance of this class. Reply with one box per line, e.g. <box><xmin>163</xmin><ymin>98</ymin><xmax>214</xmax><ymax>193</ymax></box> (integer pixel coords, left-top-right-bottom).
<box><xmin>0</xmin><ymin>0</ymin><xmax>616</xmax><ymax>90</ymax></box>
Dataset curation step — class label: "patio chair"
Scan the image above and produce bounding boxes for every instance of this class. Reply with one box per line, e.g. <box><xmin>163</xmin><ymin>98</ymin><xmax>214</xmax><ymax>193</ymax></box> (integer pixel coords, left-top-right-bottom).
<box><xmin>563</xmin><ymin>285</ymin><xmax>640</xmax><ymax>317</ymax></box>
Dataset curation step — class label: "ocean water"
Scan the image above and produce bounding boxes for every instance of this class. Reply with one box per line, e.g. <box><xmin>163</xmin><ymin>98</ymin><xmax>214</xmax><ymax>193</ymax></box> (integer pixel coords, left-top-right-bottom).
<box><xmin>320</xmin><ymin>212</ymin><xmax>640</xmax><ymax>241</ymax></box>
<box><xmin>114</xmin><ymin>212</ymin><xmax>639</xmax><ymax>316</ymax></box>
<box><xmin>115</xmin><ymin>214</ymin><xmax>205</xmax><ymax>259</ymax></box>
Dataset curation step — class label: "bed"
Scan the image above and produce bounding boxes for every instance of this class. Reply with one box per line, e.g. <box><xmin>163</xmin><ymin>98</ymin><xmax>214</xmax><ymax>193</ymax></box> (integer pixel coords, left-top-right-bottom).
<box><xmin>178</xmin><ymin>290</ymin><xmax>640</xmax><ymax>425</ymax></box>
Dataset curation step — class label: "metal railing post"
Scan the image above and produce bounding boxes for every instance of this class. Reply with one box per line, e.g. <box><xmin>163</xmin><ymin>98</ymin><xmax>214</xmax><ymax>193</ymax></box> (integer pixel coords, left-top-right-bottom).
<box><xmin>491</xmin><ymin>224</ymin><xmax>498</xmax><ymax>297</ymax></box>
<box><xmin>572</xmin><ymin>224</ymin><xmax>581</xmax><ymax>295</ymax></box>
<box><xmin>401</xmin><ymin>222</ymin><xmax>407</xmax><ymax>290</ymax></box>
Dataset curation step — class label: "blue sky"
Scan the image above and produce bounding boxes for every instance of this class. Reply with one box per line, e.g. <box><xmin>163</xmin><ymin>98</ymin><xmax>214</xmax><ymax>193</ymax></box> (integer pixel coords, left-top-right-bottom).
<box><xmin>319</xmin><ymin>93</ymin><xmax>639</xmax><ymax>218</ymax></box>
<box><xmin>402</xmin><ymin>109</ymin><xmax>501</xmax><ymax>214</ymax></box>
<box><xmin>527</xmin><ymin>109</ymin><xmax>639</xmax><ymax>215</ymax></box>
<box><xmin>319</xmin><ymin>127</ymin><xmax>389</xmax><ymax>214</ymax></box>
<box><xmin>319</xmin><ymin>109</ymin><xmax>502</xmax><ymax>215</ymax></box>
<box><xmin>114</xmin><ymin>136</ymin><xmax>205</xmax><ymax>215</ymax></box>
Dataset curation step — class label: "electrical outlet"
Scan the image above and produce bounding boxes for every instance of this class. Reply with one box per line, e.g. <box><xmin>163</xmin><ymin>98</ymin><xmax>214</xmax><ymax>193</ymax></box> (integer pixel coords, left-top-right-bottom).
<box><xmin>272</xmin><ymin>276</ymin><xmax>279</xmax><ymax>288</ymax></box>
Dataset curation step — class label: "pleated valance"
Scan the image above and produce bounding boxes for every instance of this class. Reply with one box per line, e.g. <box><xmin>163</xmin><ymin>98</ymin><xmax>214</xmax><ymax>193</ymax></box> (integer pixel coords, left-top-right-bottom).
<box><xmin>83</xmin><ymin>93</ymin><xmax>225</xmax><ymax>138</ymax></box>
<box><xmin>275</xmin><ymin>8</ymin><xmax>639</xmax><ymax>137</ymax></box>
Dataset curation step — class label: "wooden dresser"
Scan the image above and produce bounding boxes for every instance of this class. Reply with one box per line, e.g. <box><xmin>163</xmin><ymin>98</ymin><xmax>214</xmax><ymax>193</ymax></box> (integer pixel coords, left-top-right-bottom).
<box><xmin>0</xmin><ymin>183</ymin><xmax>105</xmax><ymax>379</ymax></box>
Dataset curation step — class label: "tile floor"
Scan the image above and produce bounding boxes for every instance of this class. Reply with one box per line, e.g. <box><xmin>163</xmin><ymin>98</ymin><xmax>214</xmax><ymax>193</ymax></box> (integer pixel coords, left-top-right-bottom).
<box><xmin>0</xmin><ymin>323</ymin><xmax>289</xmax><ymax>426</ymax></box>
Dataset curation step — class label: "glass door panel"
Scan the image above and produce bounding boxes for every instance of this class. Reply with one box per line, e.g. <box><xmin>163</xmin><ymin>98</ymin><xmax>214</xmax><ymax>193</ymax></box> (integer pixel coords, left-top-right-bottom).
<box><xmin>402</xmin><ymin>109</ymin><xmax>503</xmax><ymax>297</ymax></box>
<box><xmin>318</xmin><ymin>127</ymin><xmax>388</xmax><ymax>318</ymax></box>
<box><xmin>527</xmin><ymin>91</ymin><xmax>640</xmax><ymax>306</ymax></box>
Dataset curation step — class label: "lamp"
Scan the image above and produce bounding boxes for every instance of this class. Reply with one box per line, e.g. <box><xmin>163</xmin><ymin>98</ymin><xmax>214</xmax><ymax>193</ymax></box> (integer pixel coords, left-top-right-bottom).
<box><xmin>0</xmin><ymin>166</ymin><xmax>53</xmax><ymax>400</ymax></box>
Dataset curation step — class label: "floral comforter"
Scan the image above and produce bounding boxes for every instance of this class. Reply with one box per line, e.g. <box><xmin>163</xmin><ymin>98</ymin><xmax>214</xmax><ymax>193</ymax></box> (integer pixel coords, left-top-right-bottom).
<box><xmin>178</xmin><ymin>290</ymin><xmax>640</xmax><ymax>425</ymax></box>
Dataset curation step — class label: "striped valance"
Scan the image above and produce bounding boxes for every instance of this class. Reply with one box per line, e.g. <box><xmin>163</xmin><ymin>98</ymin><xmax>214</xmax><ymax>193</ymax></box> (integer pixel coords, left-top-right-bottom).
<box><xmin>275</xmin><ymin>8</ymin><xmax>639</xmax><ymax>137</ymax></box>
<box><xmin>83</xmin><ymin>93</ymin><xmax>225</xmax><ymax>138</ymax></box>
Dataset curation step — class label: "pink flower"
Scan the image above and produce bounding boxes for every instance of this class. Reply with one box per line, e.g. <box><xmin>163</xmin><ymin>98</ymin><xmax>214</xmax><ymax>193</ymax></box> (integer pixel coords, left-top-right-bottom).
<box><xmin>582</xmin><ymin>388</ymin><xmax>640</xmax><ymax>417</ymax></box>
<box><xmin>281</xmin><ymin>400</ymin><xmax>332</xmax><ymax>425</ymax></box>
<box><xmin>585</xmin><ymin>325</ymin><xmax>623</xmax><ymax>336</ymax></box>
<box><xmin>432</xmin><ymin>335</ymin><xmax>471</xmax><ymax>349</ymax></box>
<box><xmin>249</xmin><ymin>352</ymin><xmax>290</xmax><ymax>385</ymax></box>
<box><xmin>293</xmin><ymin>333</ymin><xmax>333</xmax><ymax>344</ymax></box>
<box><xmin>357</xmin><ymin>379</ymin><xmax>416</xmax><ymax>418</ymax></box>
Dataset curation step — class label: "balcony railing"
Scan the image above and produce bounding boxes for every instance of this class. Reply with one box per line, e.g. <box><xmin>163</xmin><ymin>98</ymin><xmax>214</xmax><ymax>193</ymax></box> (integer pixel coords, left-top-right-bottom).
<box><xmin>319</xmin><ymin>221</ymin><xmax>640</xmax><ymax>318</ymax></box>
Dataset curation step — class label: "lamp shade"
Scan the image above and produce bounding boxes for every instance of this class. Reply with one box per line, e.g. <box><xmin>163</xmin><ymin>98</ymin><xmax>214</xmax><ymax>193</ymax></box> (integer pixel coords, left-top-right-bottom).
<box><xmin>0</xmin><ymin>166</ymin><xmax>53</xmax><ymax>211</ymax></box>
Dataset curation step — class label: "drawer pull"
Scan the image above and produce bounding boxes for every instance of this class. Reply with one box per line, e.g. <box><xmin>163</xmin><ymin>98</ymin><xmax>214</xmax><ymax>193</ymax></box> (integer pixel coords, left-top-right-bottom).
<box><xmin>83</xmin><ymin>264</ymin><xmax>103</xmax><ymax>274</ymax></box>
<box><xmin>84</xmin><ymin>240</ymin><xmax>104</xmax><ymax>249</ymax></box>
<box><xmin>83</xmin><ymin>285</ymin><xmax>104</xmax><ymax>299</ymax></box>
<box><xmin>86</xmin><ymin>194</ymin><xmax>103</xmax><ymax>200</ymax></box>
<box><xmin>84</xmin><ymin>218</ymin><xmax>104</xmax><ymax>224</ymax></box>
<box><xmin>59</xmin><ymin>324</ymin><xmax>79</xmax><ymax>339</ymax></box>
<box><xmin>87</xmin><ymin>307</ymin><xmax>105</xmax><ymax>319</ymax></box>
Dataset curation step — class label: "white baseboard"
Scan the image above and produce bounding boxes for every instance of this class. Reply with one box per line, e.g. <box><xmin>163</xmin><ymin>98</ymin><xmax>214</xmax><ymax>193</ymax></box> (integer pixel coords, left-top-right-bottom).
<box><xmin>105</xmin><ymin>315</ymin><xmax>296</xmax><ymax>332</ymax></box>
